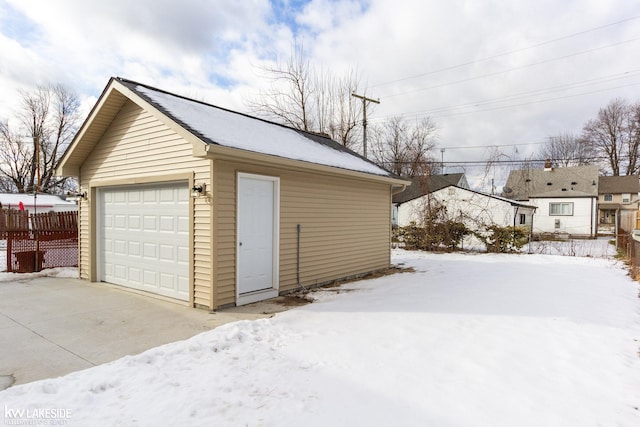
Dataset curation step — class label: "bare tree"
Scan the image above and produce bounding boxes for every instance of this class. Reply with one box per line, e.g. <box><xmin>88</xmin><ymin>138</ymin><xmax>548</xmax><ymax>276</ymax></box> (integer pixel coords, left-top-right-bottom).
<box><xmin>581</xmin><ymin>98</ymin><xmax>640</xmax><ymax>176</ymax></box>
<box><xmin>0</xmin><ymin>84</ymin><xmax>80</xmax><ymax>194</ymax></box>
<box><xmin>627</xmin><ymin>101</ymin><xmax>640</xmax><ymax>175</ymax></box>
<box><xmin>538</xmin><ymin>133</ymin><xmax>595</xmax><ymax>167</ymax></box>
<box><xmin>369</xmin><ymin>116</ymin><xmax>438</xmax><ymax>177</ymax></box>
<box><xmin>248</xmin><ymin>43</ymin><xmax>364</xmax><ymax>149</ymax></box>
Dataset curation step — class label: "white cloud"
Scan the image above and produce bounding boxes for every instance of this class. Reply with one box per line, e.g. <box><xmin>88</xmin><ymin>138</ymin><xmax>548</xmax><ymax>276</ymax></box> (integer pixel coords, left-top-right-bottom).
<box><xmin>1</xmin><ymin>0</ymin><xmax>639</xmax><ymax>190</ymax></box>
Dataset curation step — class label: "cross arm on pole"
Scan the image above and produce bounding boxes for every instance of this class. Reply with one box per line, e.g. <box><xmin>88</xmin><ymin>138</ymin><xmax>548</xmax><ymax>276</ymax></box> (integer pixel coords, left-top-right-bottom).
<box><xmin>351</xmin><ymin>93</ymin><xmax>380</xmax><ymax>159</ymax></box>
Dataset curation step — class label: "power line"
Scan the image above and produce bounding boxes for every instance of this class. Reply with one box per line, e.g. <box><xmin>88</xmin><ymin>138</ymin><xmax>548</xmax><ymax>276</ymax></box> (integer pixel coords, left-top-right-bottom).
<box><xmin>429</xmin><ymin>82</ymin><xmax>640</xmax><ymax>118</ymax></box>
<box><xmin>399</xmin><ymin>70</ymin><xmax>639</xmax><ymax>117</ymax></box>
<box><xmin>372</xmin><ymin>70</ymin><xmax>640</xmax><ymax>122</ymax></box>
<box><xmin>443</xmin><ymin>141</ymin><xmax>548</xmax><ymax>150</ymax></box>
<box><xmin>371</xmin><ymin>15</ymin><xmax>640</xmax><ymax>89</ymax></box>
<box><xmin>371</xmin><ymin>81</ymin><xmax>640</xmax><ymax>122</ymax></box>
<box><xmin>379</xmin><ymin>154</ymin><xmax>634</xmax><ymax>167</ymax></box>
<box><xmin>380</xmin><ymin>37</ymin><xmax>640</xmax><ymax>100</ymax></box>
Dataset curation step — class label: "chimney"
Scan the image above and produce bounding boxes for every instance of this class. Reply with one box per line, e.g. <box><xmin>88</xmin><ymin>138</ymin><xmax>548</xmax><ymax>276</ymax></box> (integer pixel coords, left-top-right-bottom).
<box><xmin>544</xmin><ymin>158</ymin><xmax>553</xmax><ymax>171</ymax></box>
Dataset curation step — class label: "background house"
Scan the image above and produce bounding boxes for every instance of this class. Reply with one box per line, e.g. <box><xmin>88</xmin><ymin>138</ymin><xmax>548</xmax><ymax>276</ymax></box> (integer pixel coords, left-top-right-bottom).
<box><xmin>598</xmin><ymin>175</ymin><xmax>640</xmax><ymax>234</ymax></box>
<box><xmin>392</xmin><ymin>173</ymin><xmax>468</xmax><ymax>226</ymax></box>
<box><xmin>57</xmin><ymin>77</ymin><xmax>408</xmax><ymax>309</ymax></box>
<box><xmin>0</xmin><ymin>193</ymin><xmax>77</xmax><ymax>213</ymax></box>
<box><xmin>398</xmin><ymin>184</ymin><xmax>536</xmax><ymax>248</ymax></box>
<box><xmin>503</xmin><ymin>162</ymin><xmax>599</xmax><ymax>238</ymax></box>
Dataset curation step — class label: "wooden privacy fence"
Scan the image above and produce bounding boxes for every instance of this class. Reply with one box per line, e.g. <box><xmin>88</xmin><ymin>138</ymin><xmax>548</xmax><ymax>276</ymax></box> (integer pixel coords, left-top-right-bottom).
<box><xmin>0</xmin><ymin>209</ymin><xmax>78</xmax><ymax>273</ymax></box>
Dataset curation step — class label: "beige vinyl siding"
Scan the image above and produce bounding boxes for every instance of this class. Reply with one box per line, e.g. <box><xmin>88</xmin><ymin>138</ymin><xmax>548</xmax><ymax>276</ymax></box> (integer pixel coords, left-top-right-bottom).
<box><xmin>214</xmin><ymin>159</ymin><xmax>392</xmax><ymax>307</ymax></box>
<box><xmin>79</xmin><ymin>100</ymin><xmax>212</xmax><ymax>307</ymax></box>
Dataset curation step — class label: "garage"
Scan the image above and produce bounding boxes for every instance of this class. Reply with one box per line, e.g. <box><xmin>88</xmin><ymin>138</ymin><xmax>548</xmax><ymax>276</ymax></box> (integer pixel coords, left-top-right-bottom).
<box><xmin>56</xmin><ymin>77</ymin><xmax>409</xmax><ymax>309</ymax></box>
<box><xmin>98</xmin><ymin>182</ymin><xmax>190</xmax><ymax>301</ymax></box>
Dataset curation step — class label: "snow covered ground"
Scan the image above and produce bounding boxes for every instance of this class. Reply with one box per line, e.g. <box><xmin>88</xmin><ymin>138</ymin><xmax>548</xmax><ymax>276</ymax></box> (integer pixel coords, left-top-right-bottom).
<box><xmin>1</xmin><ymin>247</ymin><xmax>639</xmax><ymax>426</ymax></box>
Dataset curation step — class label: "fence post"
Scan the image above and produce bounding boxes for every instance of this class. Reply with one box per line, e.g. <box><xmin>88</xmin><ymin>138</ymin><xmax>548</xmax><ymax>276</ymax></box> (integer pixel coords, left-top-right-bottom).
<box><xmin>5</xmin><ymin>211</ymin><xmax>10</xmax><ymax>272</ymax></box>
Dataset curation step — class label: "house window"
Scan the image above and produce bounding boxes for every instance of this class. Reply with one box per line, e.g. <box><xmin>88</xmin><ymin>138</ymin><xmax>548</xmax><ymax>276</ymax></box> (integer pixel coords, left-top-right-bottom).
<box><xmin>519</xmin><ymin>213</ymin><xmax>526</xmax><ymax>225</ymax></box>
<box><xmin>549</xmin><ymin>202</ymin><xmax>573</xmax><ymax>216</ymax></box>
<box><xmin>622</xmin><ymin>193</ymin><xmax>631</xmax><ymax>204</ymax></box>
<box><xmin>604</xmin><ymin>194</ymin><xmax>612</xmax><ymax>202</ymax></box>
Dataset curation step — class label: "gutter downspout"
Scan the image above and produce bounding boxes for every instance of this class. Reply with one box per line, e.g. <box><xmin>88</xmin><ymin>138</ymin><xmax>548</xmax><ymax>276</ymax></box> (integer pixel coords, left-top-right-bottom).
<box><xmin>296</xmin><ymin>224</ymin><xmax>307</xmax><ymax>291</ymax></box>
<box><xmin>513</xmin><ymin>205</ymin><xmax>519</xmax><ymax>246</ymax></box>
<box><xmin>530</xmin><ymin>208</ymin><xmax>535</xmax><ymax>253</ymax></box>
<box><xmin>392</xmin><ymin>183</ymin><xmax>408</xmax><ymax>195</ymax></box>
<box><xmin>615</xmin><ymin>208</ymin><xmax>619</xmax><ymax>251</ymax></box>
<box><xmin>590</xmin><ymin>197</ymin><xmax>595</xmax><ymax>238</ymax></box>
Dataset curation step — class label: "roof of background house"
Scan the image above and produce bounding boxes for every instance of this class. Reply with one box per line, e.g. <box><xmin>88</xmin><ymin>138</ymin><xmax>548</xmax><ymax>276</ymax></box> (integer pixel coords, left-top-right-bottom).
<box><xmin>598</xmin><ymin>175</ymin><xmax>640</xmax><ymax>194</ymax></box>
<box><xmin>116</xmin><ymin>78</ymin><xmax>397</xmax><ymax>178</ymax></box>
<box><xmin>0</xmin><ymin>193</ymin><xmax>76</xmax><ymax>209</ymax></box>
<box><xmin>392</xmin><ymin>173</ymin><xmax>468</xmax><ymax>204</ymax></box>
<box><xmin>433</xmin><ymin>185</ymin><xmax>537</xmax><ymax>209</ymax></box>
<box><xmin>503</xmin><ymin>165</ymin><xmax>599</xmax><ymax>200</ymax></box>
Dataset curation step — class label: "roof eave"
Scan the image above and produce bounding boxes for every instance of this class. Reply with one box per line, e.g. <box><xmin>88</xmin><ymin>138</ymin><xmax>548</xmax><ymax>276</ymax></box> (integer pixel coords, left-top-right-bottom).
<box><xmin>56</xmin><ymin>78</ymin><xmax>123</xmax><ymax>177</ymax></box>
<box><xmin>205</xmin><ymin>144</ymin><xmax>410</xmax><ymax>186</ymax></box>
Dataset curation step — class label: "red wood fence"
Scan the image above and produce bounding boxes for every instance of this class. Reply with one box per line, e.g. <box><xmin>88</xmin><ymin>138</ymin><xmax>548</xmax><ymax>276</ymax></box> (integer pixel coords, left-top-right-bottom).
<box><xmin>0</xmin><ymin>209</ymin><xmax>78</xmax><ymax>273</ymax></box>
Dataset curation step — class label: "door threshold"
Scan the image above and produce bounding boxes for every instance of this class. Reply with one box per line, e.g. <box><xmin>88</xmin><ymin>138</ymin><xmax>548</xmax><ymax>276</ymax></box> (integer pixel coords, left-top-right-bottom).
<box><xmin>237</xmin><ymin>288</ymin><xmax>278</xmax><ymax>306</ymax></box>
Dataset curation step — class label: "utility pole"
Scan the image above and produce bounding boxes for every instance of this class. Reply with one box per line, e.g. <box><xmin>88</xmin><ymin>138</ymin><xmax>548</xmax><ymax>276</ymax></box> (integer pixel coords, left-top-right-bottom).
<box><xmin>352</xmin><ymin>93</ymin><xmax>379</xmax><ymax>158</ymax></box>
<box><xmin>35</xmin><ymin>134</ymin><xmax>41</xmax><ymax>193</ymax></box>
<box><xmin>440</xmin><ymin>148</ymin><xmax>445</xmax><ymax>174</ymax></box>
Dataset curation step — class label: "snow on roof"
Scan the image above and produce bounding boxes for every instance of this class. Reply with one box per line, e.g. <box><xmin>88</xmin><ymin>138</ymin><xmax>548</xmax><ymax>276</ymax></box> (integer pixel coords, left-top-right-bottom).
<box><xmin>131</xmin><ymin>82</ymin><xmax>392</xmax><ymax>177</ymax></box>
<box><xmin>0</xmin><ymin>193</ymin><xmax>75</xmax><ymax>209</ymax></box>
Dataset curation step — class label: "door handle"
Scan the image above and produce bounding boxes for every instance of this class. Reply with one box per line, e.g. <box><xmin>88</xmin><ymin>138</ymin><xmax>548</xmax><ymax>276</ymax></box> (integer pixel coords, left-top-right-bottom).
<box><xmin>239</xmin><ymin>241</ymin><xmax>243</xmax><ymax>246</ymax></box>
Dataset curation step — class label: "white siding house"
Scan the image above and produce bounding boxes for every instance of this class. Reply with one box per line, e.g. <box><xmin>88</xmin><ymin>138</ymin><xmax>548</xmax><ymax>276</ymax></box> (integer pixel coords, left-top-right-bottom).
<box><xmin>503</xmin><ymin>163</ymin><xmax>599</xmax><ymax>238</ymax></box>
<box><xmin>392</xmin><ymin>173</ymin><xmax>469</xmax><ymax>226</ymax></box>
<box><xmin>397</xmin><ymin>185</ymin><xmax>536</xmax><ymax>247</ymax></box>
<box><xmin>528</xmin><ymin>196</ymin><xmax>597</xmax><ymax>236</ymax></box>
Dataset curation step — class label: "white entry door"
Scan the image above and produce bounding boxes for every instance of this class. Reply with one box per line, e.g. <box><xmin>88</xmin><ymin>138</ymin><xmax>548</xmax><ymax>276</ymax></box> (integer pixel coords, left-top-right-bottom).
<box><xmin>99</xmin><ymin>182</ymin><xmax>190</xmax><ymax>301</ymax></box>
<box><xmin>236</xmin><ymin>173</ymin><xmax>279</xmax><ymax>305</ymax></box>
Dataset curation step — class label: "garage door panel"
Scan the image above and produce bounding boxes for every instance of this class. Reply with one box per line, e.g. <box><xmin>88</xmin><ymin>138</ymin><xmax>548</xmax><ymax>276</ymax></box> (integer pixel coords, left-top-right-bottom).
<box><xmin>129</xmin><ymin>215</ymin><xmax>141</xmax><ymax>229</ymax></box>
<box><xmin>178</xmin><ymin>217</ymin><xmax>189</xmax><ymax>233</ymax></box>
<box><xmin>114</xmin><ymin>240</ymin><xmax>127</xmax><ymax>255</ymax></box>
<box><xmin>143</xmin><ymin>216</ymin><xmax>156</xmax><ymax>231</ymax></box>
<box><xmin>128</xmin><ymin>267</ymin><xmax>141</xmax><ymax>284</ymax></box>
<box><xmin>128</xmin><ymin>241</ymin><xmax>140</xmax><ymax>256</ymax></box>
<box><xmin>128</xmin><ymin>190</ymin><xmax>141</xmax><ymax>203</ymax></box>
<box><xmin>143</xmin><ymin>270</ymin><xmax>157</xmax><ymax>286</ymax></box>
<box><xmin>178</xmin><ymin>246</ymin><xmax>189</xmax><ymax>263</ymax></box>
<box><xmin>114</xmin><ymin>264</ymin><xmax>126</xmax><ymax>279</ymax></box>
<box><xmin>143</xmin><ymin>188</ymin><xmax>156</xmax><ymax>202</ymax></box>
<box><xmin>159</xmin><ymin>216</ymin><xmax>175</xmax><ymax>232</ymax></box>
<box><xmin>100</xmin><ymin>182</ymin><xmax>189</xmax><ymax>301</ymax></box>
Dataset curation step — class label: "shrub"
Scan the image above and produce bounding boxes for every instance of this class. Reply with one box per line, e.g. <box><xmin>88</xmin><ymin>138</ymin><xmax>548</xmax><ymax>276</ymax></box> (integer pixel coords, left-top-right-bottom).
<box><xmin>474</xmin><ymin>225</ymin><xmax>528</xmax><ymax>253</ymax></box>
<box><xmin>394</xmin><ymin>220</ymin><xmax>469</xmax><ymax>252</ymax></box>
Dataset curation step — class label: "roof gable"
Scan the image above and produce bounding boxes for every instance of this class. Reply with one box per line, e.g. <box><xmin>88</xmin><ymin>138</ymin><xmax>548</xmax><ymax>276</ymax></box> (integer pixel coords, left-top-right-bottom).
<box><xmin>58</xmin><ymin>77</ymin><xmax>404</xmax><ymax>182</ymax></box>
<box><xmin>503</xmin><ymin>165</ymin><xmax>599</xmax><ymax>200</ymax></box>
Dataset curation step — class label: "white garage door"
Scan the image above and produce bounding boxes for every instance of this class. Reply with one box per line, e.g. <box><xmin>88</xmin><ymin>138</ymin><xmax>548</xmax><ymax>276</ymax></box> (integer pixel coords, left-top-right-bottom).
<box><xmin>99</xmin><ymin>182</ymin><xmax>189</xmax><ymax>301</ymax></box>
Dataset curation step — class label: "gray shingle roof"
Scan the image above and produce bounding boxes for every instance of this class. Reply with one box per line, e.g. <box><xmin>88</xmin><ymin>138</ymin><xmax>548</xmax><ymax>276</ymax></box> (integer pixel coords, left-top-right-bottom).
<box><xmin>115</xmin><ymin>77</ymin><xmax>398</xmax><ymax>178</ymax></box>
<box><xmin>503</xmin><ymin>165</ymin><xmax>599</xmax><ymax>200</ymax></box>
<box><xmin>393</xmin><ymin>173</ymin><xmax>468</xmax><ymax>204</ymax></box>
<box><xmin>598</xmin><ymin>175</ymin><xmax>640</xmax><ymax>194</ymax></box>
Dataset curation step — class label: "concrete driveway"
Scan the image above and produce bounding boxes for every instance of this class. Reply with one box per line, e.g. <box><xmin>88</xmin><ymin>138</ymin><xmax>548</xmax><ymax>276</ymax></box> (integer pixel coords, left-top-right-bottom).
<box><xmin>0</xmin><ymin>276</ymin><xmax>300</xmax><ymax>390</ymax></box>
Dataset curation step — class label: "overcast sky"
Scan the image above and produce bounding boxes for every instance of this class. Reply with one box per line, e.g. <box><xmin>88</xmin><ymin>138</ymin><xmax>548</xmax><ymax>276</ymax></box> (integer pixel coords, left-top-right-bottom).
<box><xmin>1</xmin><ymin>0</ymin><xmax>638</xmax><ymax>189</ymax></box>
